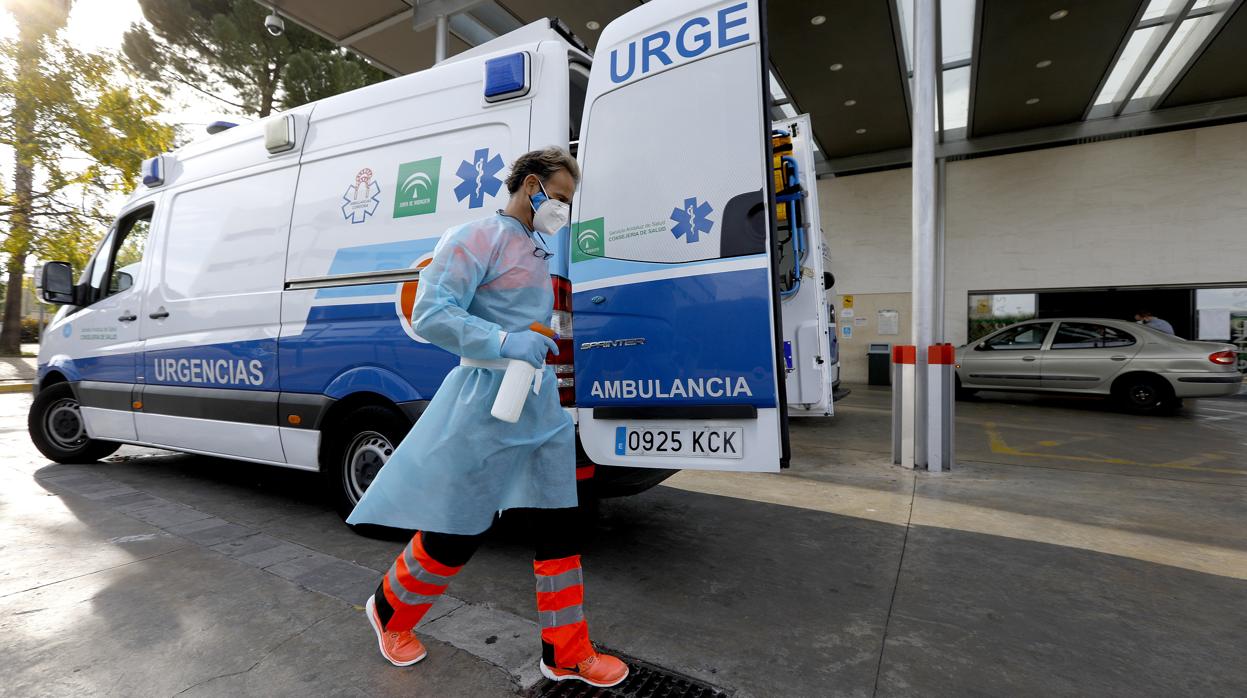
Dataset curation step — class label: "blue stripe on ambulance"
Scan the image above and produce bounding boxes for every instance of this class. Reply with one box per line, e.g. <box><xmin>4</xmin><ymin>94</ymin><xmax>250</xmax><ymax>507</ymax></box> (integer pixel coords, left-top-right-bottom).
<box><xmin>573</xmin><ymin>266</ymin><xmax>776</xmax><ymax>408</ymax></box>
<box><xmin>280</xmin><ymin>302</ymin><xmax>457</xmax><ymax>399</ymax></box>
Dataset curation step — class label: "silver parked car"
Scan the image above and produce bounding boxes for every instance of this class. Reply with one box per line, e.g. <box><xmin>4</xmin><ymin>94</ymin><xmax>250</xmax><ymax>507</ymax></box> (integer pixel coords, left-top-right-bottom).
<box><xmin>956</xmin><ymin>318</ymin><xmax>1242</xmax><ymax>413</ymax></box>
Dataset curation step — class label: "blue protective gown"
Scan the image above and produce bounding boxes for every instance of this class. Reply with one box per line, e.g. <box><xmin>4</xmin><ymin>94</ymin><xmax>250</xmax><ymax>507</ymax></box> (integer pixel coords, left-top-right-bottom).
<box><xmin>346</xmin><ymin>214</ymin><xmax>576</xmax><ymax>534</ymax></box>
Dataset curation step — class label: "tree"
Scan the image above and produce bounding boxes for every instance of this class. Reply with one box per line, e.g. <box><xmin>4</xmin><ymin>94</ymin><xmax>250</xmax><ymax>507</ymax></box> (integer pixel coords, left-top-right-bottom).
<box><xmin>0</xmin><ymin>1</ymin><xmax>175</xmax><ymax>354</ymax></box>
<box><xmin>123</xmin><ymin>0</ymin><xmax>389</xmax><ymax>118</ymax></box>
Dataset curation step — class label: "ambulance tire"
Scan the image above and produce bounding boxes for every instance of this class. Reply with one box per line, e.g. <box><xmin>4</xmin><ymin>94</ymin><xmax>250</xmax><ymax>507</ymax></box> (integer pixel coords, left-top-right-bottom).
<box><xmin>28</xmin><ymin>382</ymin><xmax>120</xmax><ymax>464</ymax></box>
<box><xmin>321</xmin><ymin>405</ymin><xmax>411</xmax><ymax>521</ymax></box>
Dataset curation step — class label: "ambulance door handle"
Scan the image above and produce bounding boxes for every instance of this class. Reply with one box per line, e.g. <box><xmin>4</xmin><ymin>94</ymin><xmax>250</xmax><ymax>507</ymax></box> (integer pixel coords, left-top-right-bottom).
<box><xmin>118</xmin><ymin>313</ymin><xmax>137</xmax><ymax>323</ymax></box>
<box><xmin>149</xmin><ymin>307</ymin><xmax>169</xmax><ymax>320</ymax></box>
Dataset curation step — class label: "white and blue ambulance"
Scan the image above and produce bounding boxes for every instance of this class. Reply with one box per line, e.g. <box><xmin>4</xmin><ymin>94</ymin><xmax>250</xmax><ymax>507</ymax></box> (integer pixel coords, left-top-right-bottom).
<box><xmin>30</xmin><ymin>0</ymin><xmax>837</xmax><ymax>518</ymax></box>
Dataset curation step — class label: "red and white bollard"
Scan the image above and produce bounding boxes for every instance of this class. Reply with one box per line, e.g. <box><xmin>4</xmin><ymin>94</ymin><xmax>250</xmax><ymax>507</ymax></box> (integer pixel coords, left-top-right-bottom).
<box><xmin>926</xmin><ymin>344</ymin><xmax>956</xmax><ymax>471</ymax></box>
<box><xmin>891</xmin><ymin>345</ymin><xmax>916</xmax><ymax>467</ymax></box>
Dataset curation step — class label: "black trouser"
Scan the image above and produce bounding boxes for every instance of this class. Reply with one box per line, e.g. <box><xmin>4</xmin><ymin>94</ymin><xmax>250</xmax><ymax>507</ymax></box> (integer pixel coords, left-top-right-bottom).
<box><xmin>418</xmin><ymin>506</ymin><xmax>584</xmax><ymax>566</ymax></box>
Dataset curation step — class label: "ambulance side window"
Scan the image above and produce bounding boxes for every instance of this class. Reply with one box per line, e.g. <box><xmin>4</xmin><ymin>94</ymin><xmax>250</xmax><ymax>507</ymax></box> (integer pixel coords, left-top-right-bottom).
<box><xmin>87</xmin><ymin>206</ymin><xmax>153</xmax><ymax>304</ymax></box>
<box><xmin>86</xmin><ymin>229</ymin><xmax>117</xmax><ymax>293</ymax></box>
<box><xmin>111</xmin><ymin>217</ymin><xmax>150</xmax><ymax>294</ymax></box>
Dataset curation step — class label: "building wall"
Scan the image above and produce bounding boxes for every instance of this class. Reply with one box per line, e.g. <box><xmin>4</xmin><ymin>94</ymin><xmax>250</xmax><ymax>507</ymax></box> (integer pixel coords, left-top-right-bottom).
<box><xmin>820</xmin><ymin>121</ymin><xmax>1247</xmax><ymax>382</ymax></box>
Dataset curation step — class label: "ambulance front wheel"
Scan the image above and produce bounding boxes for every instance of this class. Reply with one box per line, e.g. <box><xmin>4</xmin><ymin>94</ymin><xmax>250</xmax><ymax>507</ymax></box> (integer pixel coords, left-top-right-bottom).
<box><xmin>28</xmin><ymin>382</ymin><xmax>120</xmax><ymax>464</ymax></box>
<box><xmin>321</xmin><ymin>404</ymin><xmax>411</xmax><ymax>520</ymax></box>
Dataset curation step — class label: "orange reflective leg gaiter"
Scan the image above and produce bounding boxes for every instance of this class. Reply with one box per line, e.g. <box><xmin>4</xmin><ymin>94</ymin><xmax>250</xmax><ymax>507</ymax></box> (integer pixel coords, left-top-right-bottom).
<box><xmin>535</xmin><ymin>554</ymin><xmax>593</xmax><ymax>668</ymax></box>
<box><xmin>373</xmin><ymin>531</ymin><xmax>466</xmax><ymax>632</ymax></box>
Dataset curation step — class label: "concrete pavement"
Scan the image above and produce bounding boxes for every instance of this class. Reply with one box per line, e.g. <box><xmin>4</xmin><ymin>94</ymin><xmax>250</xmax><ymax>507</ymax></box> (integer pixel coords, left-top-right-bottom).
<box><xmin>2</xmin><ymin>387</ymin><xmax>1246</xmax><ymax>696</ymax></box>
<box><xmin>0</xmin><ymin>343</ymin><xmax>38</xmax><ymax>393</ymax></box>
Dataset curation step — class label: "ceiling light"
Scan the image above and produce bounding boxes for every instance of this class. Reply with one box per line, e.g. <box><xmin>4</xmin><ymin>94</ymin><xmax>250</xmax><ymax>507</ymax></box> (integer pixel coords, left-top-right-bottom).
<box><xmin>586</xmin><ymin>20</ymin><xmax>600</xmax><ymax>30</ymax></box>
<box><xmin>829</xmin><ymin>63</ymin><xmax>843</xmax><ymax>71</ymax></box>
<box><xmin>844</xmin><ymin>99</ymin><xmax>857</xmax><ymax>106</ymax></box>
<box><xmin>855</xmin><ymin>128</ymin><xmax>867</xmax><ymax>134</ymax></box>
<box><xmin>1026</xmin><ymin>97</ymin><xmax>1040</xmax><ymax>105</ymax></box>
<box><xmin>1035</xmin><ymin>59</ymin><xmax>1052</xmax><ymax>68</ymax></box>
<box><xmin>811</xmin><ymin>15</ymin><xmax>826</xmax><ymax>25</ymax></box>
<box><xmin>1049</xmin><ymin>9</ymin><xmax>1068</xmax><ymax>20</ymax></box>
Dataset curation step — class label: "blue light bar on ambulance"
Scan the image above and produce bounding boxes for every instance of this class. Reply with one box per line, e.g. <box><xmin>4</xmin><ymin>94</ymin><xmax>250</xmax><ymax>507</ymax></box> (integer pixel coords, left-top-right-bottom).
<box><xmin>141</xmin><ymin>155</ymin><xmax>165</xmax><ymax>187</ymax></box>
<box><xmin>206</xmin><ymin>120</ymin><xmax>238</xmax><ymax>135</ymax></box>
<box><xmin>483</xmin><ymin>52</ymin><xmax>530</xmax><ymax>102</ymax></box>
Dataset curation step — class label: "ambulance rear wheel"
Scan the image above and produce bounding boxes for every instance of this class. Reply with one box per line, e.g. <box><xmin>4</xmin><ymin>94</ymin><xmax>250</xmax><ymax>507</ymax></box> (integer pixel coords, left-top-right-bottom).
<box><xmin>321</xmin><ymin>405</ymin><xmax>411</xmax><ymax>520</ymax></box>
<box><xmin>28</xmin><ymin>382</ymin><xmax>119</xmax><ymax>464</ymax></box>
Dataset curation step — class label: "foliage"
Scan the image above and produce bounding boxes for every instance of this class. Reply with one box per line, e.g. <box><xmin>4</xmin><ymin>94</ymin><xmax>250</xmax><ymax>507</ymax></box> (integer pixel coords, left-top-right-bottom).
<box><xmin>0</xmin><ymin>4</ymin><xmax>176</xmax><ymax>353</ymax></box>
<box><xmin>21</xmin><ymin>316</ymin><xmax>41</xmax><ymax>343</ymax></box>
<box><xmin>123</xmin><ymin>0</ymin><xmax>389</xmax><ymax>118</ymax></box>
<box><xmin>0</xmin><ymin>41</ymin><xmax>173</xmax><ymax>223</ymax></box>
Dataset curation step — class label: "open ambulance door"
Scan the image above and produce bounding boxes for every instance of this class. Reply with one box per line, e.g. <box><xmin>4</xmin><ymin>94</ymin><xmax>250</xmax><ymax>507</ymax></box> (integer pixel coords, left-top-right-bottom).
<box><xmin>570</xmin><ymin>0</ymin><xmax>788</xmax><ymax>472</ymax></box>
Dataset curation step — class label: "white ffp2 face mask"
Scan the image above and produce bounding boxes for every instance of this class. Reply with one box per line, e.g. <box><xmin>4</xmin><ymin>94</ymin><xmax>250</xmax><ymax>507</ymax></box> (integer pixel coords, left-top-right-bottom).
<box><xmin>530</xmin><ymin>180</ymin><xmax>570</xmax><ymax>235</ymax></box>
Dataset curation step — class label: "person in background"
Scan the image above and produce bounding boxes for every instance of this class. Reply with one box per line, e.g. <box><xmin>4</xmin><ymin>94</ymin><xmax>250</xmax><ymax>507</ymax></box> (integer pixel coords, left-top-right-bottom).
<box><xmin>1135</xmin><ymin>310</ymin><xmax>1175</xmax><ymax>335</ymax></box>
<box><xmin>347</xmin><ymin>147</ymin><xmax>629</xmax><ymax>689</ymax></box>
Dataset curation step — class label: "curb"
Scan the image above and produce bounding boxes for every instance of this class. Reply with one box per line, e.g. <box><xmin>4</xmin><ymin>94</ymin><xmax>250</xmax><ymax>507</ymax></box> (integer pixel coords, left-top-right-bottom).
<box><xmin>0</xmin><ymin>382</ymin><xmax>33</xmax><ymax>394</ymax></box>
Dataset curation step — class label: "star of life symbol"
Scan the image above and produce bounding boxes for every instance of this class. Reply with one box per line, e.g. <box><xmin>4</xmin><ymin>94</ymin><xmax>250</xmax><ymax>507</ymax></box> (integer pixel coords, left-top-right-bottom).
<box><xmin>453</xmin><ymin>148</ymin><xmax>505</xmax><ymax>208</ymax></box>
<box><xmin>670</xmin><ymin>196</ymin><xmax>714</xmax><ymax>243</ymax></box>
<box><xmin>342</xmin><ymin>168</ymin><xmax>381</xmax><ymax>224</ymax></box>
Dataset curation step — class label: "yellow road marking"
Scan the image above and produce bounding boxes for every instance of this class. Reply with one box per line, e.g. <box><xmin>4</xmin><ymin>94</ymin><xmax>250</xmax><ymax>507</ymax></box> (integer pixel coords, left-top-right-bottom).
<box><xmin>983</xmin><ymin>421</ymin><xmax>1244</xmax><ymax>475</ymax></box>
<box><xmin>835</xmin><ymin>404</ymin><xmax>1113</xmax><ymax>438</ymax></box>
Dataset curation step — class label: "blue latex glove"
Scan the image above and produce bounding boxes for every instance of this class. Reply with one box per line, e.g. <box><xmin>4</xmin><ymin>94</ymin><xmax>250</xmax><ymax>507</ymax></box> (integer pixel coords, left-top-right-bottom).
<box><xmin>500</xmin><ymin>330</ymin><xmax>558</xmax><ymax>368</ymax></box>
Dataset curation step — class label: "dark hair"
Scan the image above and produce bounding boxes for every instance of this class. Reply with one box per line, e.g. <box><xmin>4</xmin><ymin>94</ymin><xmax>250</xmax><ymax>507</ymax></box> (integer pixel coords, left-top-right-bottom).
<box><xmin>505</xmin><ymin>147</ymin><xmax>580</xmax><ymax>194</ymax></box>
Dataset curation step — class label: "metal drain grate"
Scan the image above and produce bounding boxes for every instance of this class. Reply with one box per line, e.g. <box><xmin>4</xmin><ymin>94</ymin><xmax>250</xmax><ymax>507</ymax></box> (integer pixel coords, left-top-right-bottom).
<box><xmin>526</xmin><ymin>651</ymin><xmax>730</xmax><ymax>698</ymax></box>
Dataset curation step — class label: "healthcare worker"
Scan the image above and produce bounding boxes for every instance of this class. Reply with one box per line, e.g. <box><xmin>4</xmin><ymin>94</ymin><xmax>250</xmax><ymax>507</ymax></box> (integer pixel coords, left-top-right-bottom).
<box><xmin>348</xmin><ymin>147</ymin><xmax>628</xmax><ymax>689</ymax></box>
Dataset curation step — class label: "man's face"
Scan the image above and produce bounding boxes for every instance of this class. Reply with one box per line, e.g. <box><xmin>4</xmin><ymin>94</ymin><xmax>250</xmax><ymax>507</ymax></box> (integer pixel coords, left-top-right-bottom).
<box><xmin>526</xmin><ymin>169</ymin><xmax>576</xmax><ymax>206</ymax></box>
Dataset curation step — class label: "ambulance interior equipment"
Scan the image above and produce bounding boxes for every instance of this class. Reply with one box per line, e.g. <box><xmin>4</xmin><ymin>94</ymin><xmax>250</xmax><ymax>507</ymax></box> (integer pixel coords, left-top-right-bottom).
<box><xmin>773</xmin><ymin>116</ymin><xmax>838</xmax><ymax>416</ymax></box>
<box><xmin>30</xmin><ymin>0</ymin><xmax>837</xmax><ymax>521</ymax></box>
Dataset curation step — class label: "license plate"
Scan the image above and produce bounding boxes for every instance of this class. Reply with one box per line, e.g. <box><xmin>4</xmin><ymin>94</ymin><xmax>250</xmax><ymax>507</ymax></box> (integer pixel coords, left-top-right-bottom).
<box><xmin>614</xmin><ymin>426</ymin><xmax>744</xmax><ymax>459</ymax></box>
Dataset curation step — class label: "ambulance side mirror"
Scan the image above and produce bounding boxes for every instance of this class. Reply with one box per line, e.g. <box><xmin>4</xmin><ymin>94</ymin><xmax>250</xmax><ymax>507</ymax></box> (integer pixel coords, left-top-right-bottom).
<box><xmin>40</xmin><ymin>261</ymin><xmax>75</xmax><ymax>305</ymax></box>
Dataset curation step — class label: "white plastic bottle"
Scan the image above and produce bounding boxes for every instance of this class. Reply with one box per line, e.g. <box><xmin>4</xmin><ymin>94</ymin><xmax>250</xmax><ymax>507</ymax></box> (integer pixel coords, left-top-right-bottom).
<box><xmin>491</xmin><ymin>360</ymin><xmax>538</xmax><ymax>423</ymax></box>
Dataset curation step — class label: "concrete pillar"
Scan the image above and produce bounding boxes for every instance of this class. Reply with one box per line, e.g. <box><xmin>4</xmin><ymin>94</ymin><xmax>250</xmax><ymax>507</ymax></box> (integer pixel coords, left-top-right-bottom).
<box><xmin>907</xmin><ymin>0</ymin><xmax>939</xmax><ymax>468</ymax></box>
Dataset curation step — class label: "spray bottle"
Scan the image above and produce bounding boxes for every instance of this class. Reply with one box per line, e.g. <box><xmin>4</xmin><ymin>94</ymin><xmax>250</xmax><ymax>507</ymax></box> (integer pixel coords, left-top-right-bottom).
<box><xmin>491</xmin><ymin>322</ymin><xmax>558</xmax><ymax>423</ymax></box>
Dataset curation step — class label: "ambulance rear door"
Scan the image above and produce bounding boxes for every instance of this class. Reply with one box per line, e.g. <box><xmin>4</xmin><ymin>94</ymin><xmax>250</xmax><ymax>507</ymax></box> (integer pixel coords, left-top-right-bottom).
<box><xmin>570</xmin><ymin>0</ymin><xmax>788</xmax><ymax>472</ymax></box>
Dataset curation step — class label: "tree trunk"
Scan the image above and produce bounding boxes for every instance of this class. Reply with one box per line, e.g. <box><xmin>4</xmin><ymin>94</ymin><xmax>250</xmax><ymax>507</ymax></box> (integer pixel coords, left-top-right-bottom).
<box><xmin>0</xmin><ymin>253</ymin><xmax>28</xmax><ymax>355</ymax></box>
<box><xmin>257</xmin><ymin>59</ymin><xmax>281</xmax><ymax>117</ymax></box>
<box><xmin>0</xmin><ymin>26</ymin><xmax>39</xmax><ymax>356</ymax></box>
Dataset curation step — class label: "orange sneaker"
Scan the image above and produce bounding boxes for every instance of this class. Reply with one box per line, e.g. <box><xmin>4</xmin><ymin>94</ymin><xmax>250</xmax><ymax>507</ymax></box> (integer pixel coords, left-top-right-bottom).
<box><xmin>540</xmin><ymin>652</ymin><xmax>629</xmax><ymax>688</ymax></box>
<box><xmin>365</xmin><ymin>596</ymin><xmax>428</xmax><ymax>667</ymax></box>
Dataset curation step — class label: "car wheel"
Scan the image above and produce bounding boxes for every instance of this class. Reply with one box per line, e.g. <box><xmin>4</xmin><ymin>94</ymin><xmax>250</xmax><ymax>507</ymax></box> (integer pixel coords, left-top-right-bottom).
<box><xmin>320</xmin><ymin>405</ymin><xmax>411</xmax><ymax>519</ymax></box>
<box><xmin>27</xmin><ymin>382</ymin><xmax>120</xmax><ymax>464</ymax></box>
<box><xmin>1115</xmin><ymin>374</ymin><xmax>1175</xmax><ymax>415</ymax></box>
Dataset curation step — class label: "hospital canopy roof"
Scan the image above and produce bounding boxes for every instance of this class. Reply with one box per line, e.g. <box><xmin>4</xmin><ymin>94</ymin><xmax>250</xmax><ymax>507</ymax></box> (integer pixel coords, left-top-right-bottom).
<box><xmin>261</xmin><ymin>0</ymin><xmax>1247</xmax><ymax>176</ymax></box>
